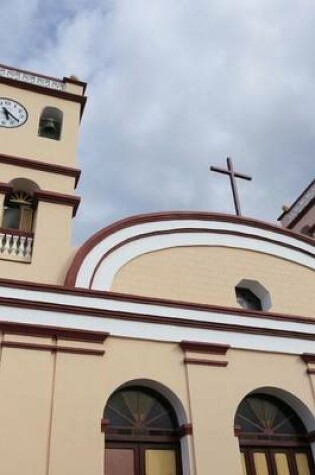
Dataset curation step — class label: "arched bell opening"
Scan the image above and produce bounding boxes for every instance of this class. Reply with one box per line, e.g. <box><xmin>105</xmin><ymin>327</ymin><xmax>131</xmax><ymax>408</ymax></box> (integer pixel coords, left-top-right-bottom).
<box><xmin>38</xmin><ymin>106</ymin><xmax>63</xmax><ymax>140</ymax></box>
<box><xmin>103</xmin><ymin>384</ymin><xmax>185</xmax><ymax>475</ymax></box>
<box><xmin>234</xmin><ymin>390</ymin><xmax>315</xmax><ymax>475</ymax></box>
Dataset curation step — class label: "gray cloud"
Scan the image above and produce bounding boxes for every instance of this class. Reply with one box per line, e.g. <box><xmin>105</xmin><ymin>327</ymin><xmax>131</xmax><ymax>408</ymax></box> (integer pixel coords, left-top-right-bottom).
<box><xmin>0</xmin><ymin>0</ymin><xmax>314</xmax><ymax>243</ymax></box>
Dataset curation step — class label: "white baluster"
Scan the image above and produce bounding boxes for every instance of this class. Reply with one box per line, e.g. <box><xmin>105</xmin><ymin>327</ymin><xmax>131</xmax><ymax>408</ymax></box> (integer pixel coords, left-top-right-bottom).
<box><xmin>0</xmin><ymin>233</ymin><xmax>4</xmax><ymax>254</ymax></box>
<box><xmin>25</xmin><ymin>237</ymin><xmax>33</xmax><ymax>259</ymax></box>
<box><xmin>17</xmin><ymin>236</ymin><xmax>26</xmax><ymax>258</ymax></box>
<box><xmin>11</xmin><ymin>235</ymin><xmax>19</xmax><ymax>255</ymax></box>
<box><xmin>3</xmin><ymin>234</ymin><xmax>12</xmax><ymax>255</ymax></box>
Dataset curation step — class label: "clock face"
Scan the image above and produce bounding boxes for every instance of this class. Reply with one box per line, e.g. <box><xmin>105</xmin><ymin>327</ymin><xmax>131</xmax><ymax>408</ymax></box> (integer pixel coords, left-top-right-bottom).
<box><xmin>0</xmin><ymin>98</ymin><xmax>28</xmax><ymax>128</ymax></box>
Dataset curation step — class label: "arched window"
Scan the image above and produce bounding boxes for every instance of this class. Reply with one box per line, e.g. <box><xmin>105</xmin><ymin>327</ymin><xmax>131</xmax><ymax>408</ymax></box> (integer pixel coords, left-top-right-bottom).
<box><xmin>38</xmin><ymin>107</ymin><xmax>63</xmax><ymax>140</ymax></box>
<box><xmin>2</xmin><ymin>190</ymin><xmax>33</xmax><ymax>232</ymax></box>
<box><xmin>2</xmin><ymin>179</ymin><xmax>39</xmax><ymax>233</ymax></box>
<box><xmin>235</xmin><ymin>394</ymin><xmax>314</xmax><ymax>475</ymax></box>
<box><xmin>103</xmin><ymin>386</ymin><xmax>182</xmax><ymax>475</ymax></box>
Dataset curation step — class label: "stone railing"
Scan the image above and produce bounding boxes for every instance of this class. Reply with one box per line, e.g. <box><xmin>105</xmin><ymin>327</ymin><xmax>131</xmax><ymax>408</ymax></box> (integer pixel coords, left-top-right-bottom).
<box><xmin>0</xmin><ymin>229</ymin><xmax>33</xmax><ymax>262</ymax></box>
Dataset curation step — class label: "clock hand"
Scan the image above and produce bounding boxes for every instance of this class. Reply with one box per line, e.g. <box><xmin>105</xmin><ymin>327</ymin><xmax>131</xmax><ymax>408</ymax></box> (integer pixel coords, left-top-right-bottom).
<box><xmin>6</xmin><ymin>109</ymin><xmax>19</xmax><ymax>122</ymax></box>
<box><xmin>2</xmin><ymin>107</ymin><xmax>10</xmax><ymax>120</ymax></box>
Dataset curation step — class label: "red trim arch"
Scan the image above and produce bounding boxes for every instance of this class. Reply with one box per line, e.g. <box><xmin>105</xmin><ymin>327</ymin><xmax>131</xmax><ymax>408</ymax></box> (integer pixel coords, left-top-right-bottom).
<box><xmin>65</xmin><ymin>211</ymin><xmax>315</xmax><ymax>288</ymax></box>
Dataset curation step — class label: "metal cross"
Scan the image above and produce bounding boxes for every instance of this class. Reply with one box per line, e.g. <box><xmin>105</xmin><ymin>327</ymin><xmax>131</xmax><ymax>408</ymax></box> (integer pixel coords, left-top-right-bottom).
<box><xmin>210</xmin><ymin>157</ymin><xmax>252</xmax><ymax>216</ymax></box>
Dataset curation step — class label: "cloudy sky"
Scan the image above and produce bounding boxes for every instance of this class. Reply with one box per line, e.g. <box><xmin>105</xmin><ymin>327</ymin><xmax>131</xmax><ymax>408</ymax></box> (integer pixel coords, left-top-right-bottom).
<box><xmin>1</xmin><ymin>0</ymin><xmax>315</xmax><ymax>243</ymax></box>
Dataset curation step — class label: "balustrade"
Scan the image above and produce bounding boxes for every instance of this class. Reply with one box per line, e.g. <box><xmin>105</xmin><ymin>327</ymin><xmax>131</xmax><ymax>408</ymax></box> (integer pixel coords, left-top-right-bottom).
<box><xmin>0</xmin><ymin>229</ymin><xmax>33</xmax><ymax>262</ymax></box>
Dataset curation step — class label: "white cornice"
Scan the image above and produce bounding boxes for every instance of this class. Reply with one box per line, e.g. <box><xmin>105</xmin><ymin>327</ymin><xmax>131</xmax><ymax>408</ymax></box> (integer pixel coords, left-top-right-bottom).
<box><xmin>0</xmin><ymin>283</ymin><xmax>313</xmax><ymax>355</ymax></box>
<box><xmin>0</xmin><ymin>65</ymin><xmax>65</xmax><ymax>91</ymax></box>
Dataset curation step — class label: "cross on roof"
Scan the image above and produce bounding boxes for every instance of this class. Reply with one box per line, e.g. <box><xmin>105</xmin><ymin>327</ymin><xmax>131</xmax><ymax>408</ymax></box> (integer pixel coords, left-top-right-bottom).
<box><xmin>210</xmin><ymin>158</ymin><xmax>252</xmax><ymax>216</ymax></box>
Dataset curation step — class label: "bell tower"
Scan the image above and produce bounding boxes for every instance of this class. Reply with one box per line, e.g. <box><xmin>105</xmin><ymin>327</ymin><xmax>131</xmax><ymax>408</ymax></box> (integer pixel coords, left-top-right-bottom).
<box><xmin>0</xmin><ymin>64</ymin><xmax>87</xmax><ymax>284</ymax></box>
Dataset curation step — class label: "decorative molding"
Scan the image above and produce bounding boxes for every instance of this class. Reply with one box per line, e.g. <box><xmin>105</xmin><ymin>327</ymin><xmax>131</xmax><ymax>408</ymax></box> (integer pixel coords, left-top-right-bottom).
<box><xmin>0</xmin><ymin>277</ymin><xmax>314</xmax><ymax>327</ymax></box>
<box><xmin>0</xmin><ymin>228</ymin><xmax>33</xmax><ymax>237</ymax></box>
<box><xmin>0</xmin><ymin>321</ymin><xmax>108</xmax><ymax>356</ymax></box>
<box><xmin>63</xmin><ymin>76</ymin><xmax>87</xmax><ymax>94</ymax></box>
<box><xmin>0</xmin><ymin>320</ymin><xmax>108</xmax><ymax>343</ymax></box>
<box><xmin>1</xmin><ymin>341</ymin><xmax>105</xmax><ymax>356</ymax></box>
<box><xmin>0</xmin><ymin>154</ymin><xmax>81</xmax><ymax>188</ymax></box>
<box><xmin>101</xmin><ymin>418</ymin><xmax>110</xmax><ymax>433</ymax></box>
<box><xmin>64</xmin><ymin>211</ymin><xmax>315</xmax><ymax>289</ymax></box>
<box><xmin>88</xmin><ymin>228</ymin><xmax>315</xmax><ymax>290</ymax></box>
<box><xmin>288</xmin><ymin>196</ymin><xmax>315</xmax><ymax>230</ymax></box>
<box><xmin>301</xmin><ymin>354</ymin><xmax>315</xmax><ymax>375</ymax></box>
<box><xmin>0</xmin><ymin>64</ymin><xmax>65</xmax><ymax>90</ymax></box>
<box><xmin>34</xmin><ymin>190</ymin><xmax>80</xmax><ymax>217</ymax></box>
<box><xmin>183</xmin><ymin>358</ymin><xmax>228</xmax><ymax>367</ymax></box>
<box><xmin>0</xmin><ymin>295</ymin><xmax>314</xmax><ymax>342</ymax></box>
<box><xmin>87</xmin><ymin>227</ymin><xmax>315</xmax><ymax>290</ymax></box>
<box><xmin>0</xmin><ymin>279</ymin><xmax>314</xmax><ymax>354</ymax></box>
<box><xmin>177</xmin><ymin>424</ymin><xmax>193</xmax><ymax>438</ymax></box>
<box><xmin>0</xmin><ymin>183</ymin><xmax>13</xmax><ymax>196</ymax></box>
<box><xmin>301</xmin><ymin>353</ymin><xmax>315</xmax><ymax>364</ymax></box>
<box><xmin>0</xmin><ymin>292</ymin><xmax>314</xmax><ymax>353</ymax></box>
<box><xmin>101</xmin><ymin>419</ymin><xmax>192</xmax><ymax>438</ymax></box>
<box><xmin>181</xmin><ymin>341</ymin><xmax>229</xmax><ymax>367</ymax></box>
<box><xmin>180</xmin><ymin>341</ymin><xmax>230</xmax><ymax>355</ymax></box>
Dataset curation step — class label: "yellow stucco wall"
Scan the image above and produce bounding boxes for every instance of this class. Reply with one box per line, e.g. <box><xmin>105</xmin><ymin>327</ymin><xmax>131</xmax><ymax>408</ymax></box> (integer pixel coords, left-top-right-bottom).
<box><xmin>111</xmin><ymin>246</ymin><xmax>315</xmax><ymax>317</ymax></box>
<box><xmin>0</xmin><ymin>333</ymin><xmax>313</xmax><ymax>475</ymax></box>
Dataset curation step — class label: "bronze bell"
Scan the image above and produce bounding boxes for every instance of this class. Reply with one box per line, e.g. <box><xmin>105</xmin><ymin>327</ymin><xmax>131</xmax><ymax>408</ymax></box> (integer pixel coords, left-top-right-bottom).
<box><xmin>41</xmin><ymin>118</ymin><xmax>58</xmax><ymax>136</ymax></box>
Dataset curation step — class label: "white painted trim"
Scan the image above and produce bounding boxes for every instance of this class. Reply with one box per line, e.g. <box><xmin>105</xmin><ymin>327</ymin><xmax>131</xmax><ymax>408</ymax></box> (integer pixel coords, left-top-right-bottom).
<box><xmin>0</xmin><ymin>303</ymin><xmax>314</xmax><ymax>354</ymax></box>
<box><xmin>72</xmin><ymin>219</ymin><xmax>315</xmax><ymax>289</ymax></box>
<box><xmin>0</xmin><ymin>284</ymin><xmax>314</xmax><ymax>355</ymax></box>
<box><xmin>0</xmin><ymin>284</ymin><xmax>313</xmax><ymax>335</ymax></box>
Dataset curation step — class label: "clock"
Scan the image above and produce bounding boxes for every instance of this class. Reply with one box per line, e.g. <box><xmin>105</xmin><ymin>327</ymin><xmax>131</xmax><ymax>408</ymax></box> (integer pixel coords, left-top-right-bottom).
<box><xmin>0</xmin><ymin>98</ymin><xmax>28</xmax><ymax>128</ymax></box>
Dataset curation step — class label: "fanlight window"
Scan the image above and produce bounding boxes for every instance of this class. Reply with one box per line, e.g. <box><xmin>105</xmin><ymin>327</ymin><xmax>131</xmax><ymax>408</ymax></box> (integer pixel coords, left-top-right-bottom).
<box><xmin>235</xmin><ymin>394</ymin><xmax>307</xmax><ymax>441</ymax></box>
<box><xmin>38</xmin><ymin>107</ymin><xmax>63</xmax><ymax>140</ymax></box>
<box><xmin>104</xmin><ymin>386</ymin><xmax>179</xmax><ymax>439</ymax></box>
<box><xmin>2</xmin><ymin>190</ymin><xmax>33</xmax><ymax>232</ymax></box>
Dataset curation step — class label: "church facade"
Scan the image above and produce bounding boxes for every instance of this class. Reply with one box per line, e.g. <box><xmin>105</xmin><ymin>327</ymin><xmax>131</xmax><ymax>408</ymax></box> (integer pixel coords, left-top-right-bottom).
<box><xmin>0</xmin><ymin>64</ymin><xmax>314</xmax><ymax>475</ymax></box>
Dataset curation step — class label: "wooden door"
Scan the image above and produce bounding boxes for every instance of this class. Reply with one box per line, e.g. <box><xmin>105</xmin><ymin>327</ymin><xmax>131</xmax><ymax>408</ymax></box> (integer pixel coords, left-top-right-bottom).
<box><xmin>105</xmin><ymin>443</ymin><xmax>179</xmax><ymax>475</ymax></box>
<box><xmin>241</xmin><ymin>447</ymin><xmax>313</xmax><ymax>475</ymax></box>
<box><xmin>105</xmin><ymin>446</ymin><xmax>137</xmax><ymax>475</ymax></box>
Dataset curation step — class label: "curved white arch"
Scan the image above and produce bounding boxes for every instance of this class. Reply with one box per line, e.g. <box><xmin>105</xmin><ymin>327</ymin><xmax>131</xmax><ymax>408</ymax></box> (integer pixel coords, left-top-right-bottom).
<box><xmin>74</xmin><ymin>219</ymin><xmax>315</xmax><ymax>290</ymax></box>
